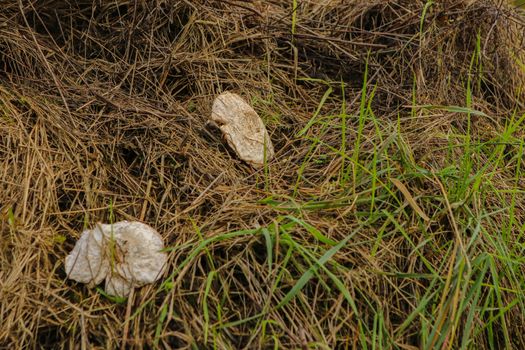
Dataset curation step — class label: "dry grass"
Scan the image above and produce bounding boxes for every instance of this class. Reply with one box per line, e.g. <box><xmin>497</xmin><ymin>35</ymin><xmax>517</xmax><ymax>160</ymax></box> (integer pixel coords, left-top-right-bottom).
<box><xmin>1</xmin><ymin>0</ymin><xmax>525</xmax><ymax>349</ymax></box>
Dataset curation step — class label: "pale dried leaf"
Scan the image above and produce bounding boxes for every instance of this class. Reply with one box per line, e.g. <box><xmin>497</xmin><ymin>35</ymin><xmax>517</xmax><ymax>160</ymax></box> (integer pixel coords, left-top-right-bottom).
<box><xmin>391</xmin><ymin>178</ymin><xmax>431</xmax><ymax>222</ymax></box>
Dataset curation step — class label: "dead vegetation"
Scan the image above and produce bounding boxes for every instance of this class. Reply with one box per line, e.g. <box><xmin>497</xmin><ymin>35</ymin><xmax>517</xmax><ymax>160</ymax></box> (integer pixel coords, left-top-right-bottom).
<box><xmin>1</xmin><ymin>0</ymin><xmax>525</xmax><ymax>348</ymax></box>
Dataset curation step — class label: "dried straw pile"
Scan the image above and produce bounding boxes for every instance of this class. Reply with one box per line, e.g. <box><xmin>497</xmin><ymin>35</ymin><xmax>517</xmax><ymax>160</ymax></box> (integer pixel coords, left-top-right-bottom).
<box><xmin>1</xmin><ymin>0</ymin><xmax>524</xmax><ymax>348</ymax></box>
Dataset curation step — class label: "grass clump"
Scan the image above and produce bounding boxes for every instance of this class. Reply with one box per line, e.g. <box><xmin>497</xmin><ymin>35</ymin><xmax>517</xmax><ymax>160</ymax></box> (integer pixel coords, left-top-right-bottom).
<box><xmin>1</xmin><ymin>0</ymin><xmax>525</xmax><ymax>348</ymax></box>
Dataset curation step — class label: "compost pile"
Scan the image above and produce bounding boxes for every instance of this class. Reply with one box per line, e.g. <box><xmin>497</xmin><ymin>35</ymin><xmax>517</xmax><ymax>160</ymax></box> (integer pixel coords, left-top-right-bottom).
<box><xmin>1</xmin><ymin>0</ymin><xmax>524</xmax><ymax>348</ymax></box>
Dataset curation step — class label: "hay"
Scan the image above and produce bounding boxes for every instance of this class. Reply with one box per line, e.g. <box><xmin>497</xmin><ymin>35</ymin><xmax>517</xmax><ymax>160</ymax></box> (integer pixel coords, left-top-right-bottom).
<box><xmin>1</xmin><ymin>0</ymin><xmax>524</xmax><ymax>348</ymax></box>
